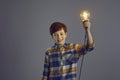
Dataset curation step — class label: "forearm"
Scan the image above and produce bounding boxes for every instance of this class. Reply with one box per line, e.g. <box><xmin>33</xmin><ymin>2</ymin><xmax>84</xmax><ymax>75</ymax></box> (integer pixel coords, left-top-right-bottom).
<box><xmin>86</xmin><ymin>29</ymin><xmax>94</xmax><ymax>47</ymax></box>
<box><xmin>83</xmin><ymin>21</ymin><xmax>94</xmax><ymax>47</ymax></box>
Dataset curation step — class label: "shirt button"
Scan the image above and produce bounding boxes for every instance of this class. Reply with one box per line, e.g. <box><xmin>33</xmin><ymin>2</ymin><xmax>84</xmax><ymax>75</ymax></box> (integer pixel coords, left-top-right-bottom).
<box><xmin>61</xmin><ymin>61</ymin><xmax>63</xmax><ymax>65</ymax></box>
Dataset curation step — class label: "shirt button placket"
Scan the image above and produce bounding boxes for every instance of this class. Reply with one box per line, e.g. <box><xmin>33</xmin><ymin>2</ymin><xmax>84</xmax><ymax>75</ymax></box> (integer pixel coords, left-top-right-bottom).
<box><xmin>59</xmin><ymin>47</ymin><xmax>64</xmax><ymax>80</ymax></box>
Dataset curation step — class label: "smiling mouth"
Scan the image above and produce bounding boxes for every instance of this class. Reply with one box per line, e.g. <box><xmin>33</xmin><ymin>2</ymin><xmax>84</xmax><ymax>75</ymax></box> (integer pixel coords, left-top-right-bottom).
<box><xmin>58</xmin><ymin>39</ymin><xmax>63</xmax><ymax>42</ymax></box>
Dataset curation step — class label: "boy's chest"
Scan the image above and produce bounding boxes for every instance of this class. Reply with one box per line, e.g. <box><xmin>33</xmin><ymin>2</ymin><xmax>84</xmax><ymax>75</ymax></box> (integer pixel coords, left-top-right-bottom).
<box><xmin>49</xmin><ymin>49</ymin><xmax>75</xmax><ymax>66</ymax></box>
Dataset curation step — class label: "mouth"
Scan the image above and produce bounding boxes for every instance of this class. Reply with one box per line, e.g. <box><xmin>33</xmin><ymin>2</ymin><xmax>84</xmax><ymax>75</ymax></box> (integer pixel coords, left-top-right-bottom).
<box><xmin>58</xmin><ymin>39</ymin><xmax>63</xmax><ymax>42</ymax></box>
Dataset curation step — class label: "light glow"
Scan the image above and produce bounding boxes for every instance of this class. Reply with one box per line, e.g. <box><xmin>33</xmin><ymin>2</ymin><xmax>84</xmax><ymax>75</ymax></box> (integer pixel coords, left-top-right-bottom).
<box><xmin>80</xmin><ymin>10</ymin><xmax>90</xmax><ymax>22</ymax></box>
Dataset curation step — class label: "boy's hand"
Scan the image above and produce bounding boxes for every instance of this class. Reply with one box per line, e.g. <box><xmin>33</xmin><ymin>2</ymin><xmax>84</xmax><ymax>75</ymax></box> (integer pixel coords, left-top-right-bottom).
<box><xmin>83</xmin><ymin>20</ymin><xmax>91</xmax><ymax>31</ymax></box>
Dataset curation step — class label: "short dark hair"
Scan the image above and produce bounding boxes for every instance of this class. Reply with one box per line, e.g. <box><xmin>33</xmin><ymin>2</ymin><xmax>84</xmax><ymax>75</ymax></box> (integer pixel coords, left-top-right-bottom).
<box><xmin>49</xmin><ymin>22</ymin><xmax>67</xmax><ymax>36</ymax></box>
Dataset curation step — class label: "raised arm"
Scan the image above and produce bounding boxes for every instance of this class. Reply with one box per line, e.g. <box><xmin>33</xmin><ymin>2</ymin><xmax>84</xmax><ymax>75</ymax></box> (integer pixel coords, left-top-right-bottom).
<box><xmin>83</xmin><ymin>20</ymin><xmax>94</xmax><ymax>48</ymax></box>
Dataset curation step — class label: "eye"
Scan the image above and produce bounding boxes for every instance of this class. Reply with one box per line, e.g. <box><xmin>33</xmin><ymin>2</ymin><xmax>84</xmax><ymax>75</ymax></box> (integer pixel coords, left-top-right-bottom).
<box><xmin>61</xmin><ymin>33</ymin><xmax>63</xmax><ymax>36</ymax></box>
<box><xmin>60</xmin><ymin>32</ymin><xmax>63</xmax><ymax>36</ymax></box>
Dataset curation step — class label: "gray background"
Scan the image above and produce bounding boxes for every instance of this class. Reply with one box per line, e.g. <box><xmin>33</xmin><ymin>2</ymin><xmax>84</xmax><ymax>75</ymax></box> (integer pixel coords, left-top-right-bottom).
<box><xmin>0</xmin><ymin>0</ymin><xmax>120</xmax><ymax>80</ymax></box>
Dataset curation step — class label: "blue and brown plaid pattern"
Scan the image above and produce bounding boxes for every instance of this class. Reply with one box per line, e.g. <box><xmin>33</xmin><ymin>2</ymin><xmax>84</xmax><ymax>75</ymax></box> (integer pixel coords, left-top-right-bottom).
<box><xmin>42</xmin><ymin>43</ymin><xmax>94</xmax><ymax>80</ymax></box>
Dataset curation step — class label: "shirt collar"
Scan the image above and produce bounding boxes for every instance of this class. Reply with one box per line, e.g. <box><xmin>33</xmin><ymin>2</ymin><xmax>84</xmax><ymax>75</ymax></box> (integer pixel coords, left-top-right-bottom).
<box><xmin>53</xmin><ymin>43</ymin><xmax>68</xmax><ymax>49</ymax></box>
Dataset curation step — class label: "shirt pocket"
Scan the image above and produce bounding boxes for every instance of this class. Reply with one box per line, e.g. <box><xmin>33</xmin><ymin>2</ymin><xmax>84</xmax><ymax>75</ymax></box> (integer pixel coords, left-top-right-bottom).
<box><xmin>63</xmin><ymin>51</ymin><xmax>76</xmax><ymax>64</ymax></box>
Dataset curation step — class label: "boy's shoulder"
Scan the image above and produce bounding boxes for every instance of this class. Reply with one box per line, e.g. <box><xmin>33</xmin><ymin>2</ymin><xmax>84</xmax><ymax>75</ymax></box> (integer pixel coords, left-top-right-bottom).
<box><xmin>45</xmin><ymin>46</ymin><xmax>56</xmax><ymax>55</ymax></box>
<box><xmin>45</xmin><ymin>47</ymin><xmax>52</xmax><ymax>54</ymax></box>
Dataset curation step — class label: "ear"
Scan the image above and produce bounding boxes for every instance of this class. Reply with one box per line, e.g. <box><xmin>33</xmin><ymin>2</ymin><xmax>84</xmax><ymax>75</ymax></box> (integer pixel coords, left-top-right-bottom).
<box><xmin>65</xmin><ymin>32</ymin><xmax>67</xmax><ymax>37</ymax></box>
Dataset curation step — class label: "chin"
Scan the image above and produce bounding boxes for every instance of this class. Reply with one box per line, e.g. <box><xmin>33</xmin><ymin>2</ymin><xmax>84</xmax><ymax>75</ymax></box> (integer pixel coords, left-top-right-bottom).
<box><xmin>56</xmin><ymin>40</ymin><xmax>65</xmax><ymax>45</ymax></box>
<box><xmin>59</xmin><ymin>42</ymin><xmax>65</xmax><ymax>45</ymax></box>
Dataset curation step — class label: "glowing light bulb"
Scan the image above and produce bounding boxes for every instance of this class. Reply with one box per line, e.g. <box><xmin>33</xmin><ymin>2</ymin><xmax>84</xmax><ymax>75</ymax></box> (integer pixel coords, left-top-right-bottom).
<box><xmin>80</xmin><ymin>10</ymin><xmax>90</xmax><ymax>22</ymax></box>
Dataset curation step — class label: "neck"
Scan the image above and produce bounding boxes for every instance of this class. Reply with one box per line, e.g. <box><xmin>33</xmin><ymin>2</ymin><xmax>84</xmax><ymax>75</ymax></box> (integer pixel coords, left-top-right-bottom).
<box><xmin>56</xmin><ymin>43</ymin><xmax>65</xmax><ymax>47</ymax></box>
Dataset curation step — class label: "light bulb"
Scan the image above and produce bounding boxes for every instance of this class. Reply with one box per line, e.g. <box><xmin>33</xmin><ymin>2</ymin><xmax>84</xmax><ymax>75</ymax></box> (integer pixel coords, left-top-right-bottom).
<box><xmin>80</xmin><ymin>10</ymin><xmax>90</xmax><ymax>22</ymax></box>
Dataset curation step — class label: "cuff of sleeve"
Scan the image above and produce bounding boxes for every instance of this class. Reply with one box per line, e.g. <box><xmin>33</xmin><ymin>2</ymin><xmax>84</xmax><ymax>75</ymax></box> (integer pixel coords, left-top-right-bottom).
<box><xmin>87</xmin><ymin>40</ymin><xmax>95</xmax><ymax>51</ymax></box>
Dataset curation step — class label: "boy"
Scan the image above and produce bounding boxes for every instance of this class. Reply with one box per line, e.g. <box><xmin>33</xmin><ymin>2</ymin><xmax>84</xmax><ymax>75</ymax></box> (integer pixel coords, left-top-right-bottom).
<box><xmin>42</xmin><ymin>21</ymin><xmax>94</xmax><ymax>80</ymax></box>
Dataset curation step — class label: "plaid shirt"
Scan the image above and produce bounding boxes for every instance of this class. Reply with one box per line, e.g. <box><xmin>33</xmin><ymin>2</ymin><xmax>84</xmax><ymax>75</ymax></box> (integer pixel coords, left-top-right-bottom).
<box><xmin>42</xmin><ymin>43</ymin><xmax>94</xmax><ymax>80</ymax></box>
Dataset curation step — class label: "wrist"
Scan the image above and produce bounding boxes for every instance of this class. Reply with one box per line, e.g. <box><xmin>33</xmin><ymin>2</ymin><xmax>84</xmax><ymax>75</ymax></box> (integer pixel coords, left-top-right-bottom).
<box><xmin>85</xmin><ymin>27</ymin><xmax>90</xmax><ymax>32</ymax></box>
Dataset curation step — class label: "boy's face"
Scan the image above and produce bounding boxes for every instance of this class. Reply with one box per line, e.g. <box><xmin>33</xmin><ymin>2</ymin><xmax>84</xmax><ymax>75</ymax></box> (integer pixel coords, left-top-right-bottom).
<box><xmin>52</xmin><ymin>28</ymin><xmax>67</xmax><ymax>46</ymax></box>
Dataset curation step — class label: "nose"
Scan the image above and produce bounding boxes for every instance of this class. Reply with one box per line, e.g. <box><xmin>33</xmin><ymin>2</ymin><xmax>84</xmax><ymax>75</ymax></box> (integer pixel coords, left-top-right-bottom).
<box><xmin>58</xmin><ymin>34</ymin><xmax>61</xmax><ymax>39</ymax></box>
